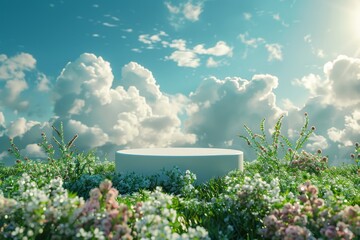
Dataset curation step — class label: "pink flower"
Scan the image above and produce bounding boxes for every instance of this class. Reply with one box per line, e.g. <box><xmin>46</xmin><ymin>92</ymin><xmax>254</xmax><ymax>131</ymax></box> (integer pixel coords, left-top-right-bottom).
<box><xmin>82</xmin><ymin>199</ymin><xmax>100</xmax><ymax>213</ymax></box>
<box><xmin>264</xmin><ymin>214</ymin><xmax>277</xmax><ymax>226</ymax></box>
<box><xmin>106</xmin><ymin>188</ymin><xmax>119</xmax><ymax>201</ymax></box>
<box><xmin>324</xmin><ymin>225</ymin><xmax>337</xmax><ymax>239</ymax></box>
<box><xmin>307</xmin><ymin>185</ymin><xmax>318</xmax><ymax>196</ymax></box>
<box><xmin>313</xmin><ymin>198</ymin><xmax>324</xmax><ymax>208</ymax></box>
<box><xmin>101</xmin><ymin>218</ymin><xmax>112</xmax><ymax>235</ymax></box>
<box><xmin>90</xmin><ymin>188</ymin><xmax>102</xmax><ymax>200</ymax></box>
<box><xmin>100</xmin><ymin>179</ymin><xmax>113</xmax><ymax>192</ymax></box>
<box><xmin>106</xmin><ymin>199</ymin><xmax>120</xmax><ymax>211</ymax></box>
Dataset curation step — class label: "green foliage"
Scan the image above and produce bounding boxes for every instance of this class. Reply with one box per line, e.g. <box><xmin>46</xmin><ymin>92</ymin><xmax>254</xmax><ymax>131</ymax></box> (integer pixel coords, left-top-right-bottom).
<box><xmin>239</xmin><ymin>113</ymin><xmax>323</xmax><ymax>175</ymax></box>
<box><xmin>3</xmin><ymin>122</ymin><xmax>106</xmax><ymax>184</ymax></box>
<box><xmin>1</xmin><ymin>115</ymin><xmax>359</xmax><ymax>239</ymax></box>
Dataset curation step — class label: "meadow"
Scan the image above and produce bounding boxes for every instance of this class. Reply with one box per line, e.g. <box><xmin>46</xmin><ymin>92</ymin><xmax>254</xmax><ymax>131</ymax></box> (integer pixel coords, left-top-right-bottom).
<box><xmin>0</xmin><ymin>114</ymin><xmax>359</xmax><ymax>239</ymax></box>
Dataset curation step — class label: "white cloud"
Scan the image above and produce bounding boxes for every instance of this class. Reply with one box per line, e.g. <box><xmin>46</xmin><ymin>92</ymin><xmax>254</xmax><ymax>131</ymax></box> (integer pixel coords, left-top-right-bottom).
<box><xmin>0</xmin><ymin>53</ymin><xmax>52</xmax><ymax>114</ymax></box>
<box><xmin>20</xmin><ymin>144</ymin><xmax>47</xmax><ymax>159</ymax></box>
<box><xmin>68</xmin><ymin>99</ymin><xmax>86</xmax><ymax>115</ymax></box>
<box><xmin>167</xmin><ymin>39</ymin><xmax>187</xmax><ymax>50</ymax></box>
<box><xmin>165</xmin><ymin>2</ymin><xmax>180</xmax><ymax>14</ymax></box>
<box><xmin>327</xmin><ymin>110</ymin><xmax>360</xmax><ymax>147</ymax></box>
<box><xmin>165</xmin><ymin>40</ymin><xmax>232</xmax><ymax>68</ymax></box>
<box><xmin>166</xmin><ymin>50</ymin><xmax>200</xmax><ymax>68</ymax></box>
<box><xmin>273</xmin><ymin>14</ymin><xmax>281</xmax><ymax>21</ymax></box>
<box><xmin>281</xmin><ymin>98</ymin><xmax>300</xmax><ymax>111</ymax></box>
<box><xmin>243</xmin><ymin>12</ymin><xmax>252</xmax><ymax>20</ymax></box>
<box><xmin>193</xmin><ymin>41</ymin><xmax>233</xmax><ymax>57</ymax></box>
<box><xmin>305</xmin><ymin>134</ymin><xmax>329</xmax><ymax>152</ymax></box>
<box><xmin>138</xmin><ymin>31</ymin><xmax>168</xmax><ymax>48</ymax></box>
<box><xmin>2</xmin><ymin>54</ymin><xmax>359</xmax><ymax>167</ymax></box>
<box><xmin>183</xmin><ymin>2</ymin><xmax>203</xmax><ymax>21</ymax></box>
<box><xmin>131</xmin><ymin>48</ymin><xmax>142</xmax><ymax>53</ymax></box>
<box><xmin>316</xmin><ymin>49</ymin><xmax>325</xmax><ymax>58</ymax></box>
<box><xmin>304</xmin><ymin>34</ymin><xmax>312</xmax><ymax>43</ymax></box>
<box><xmin>6</xmin><ymin>118</ymin><xmax>39</xmax><ymax>138</ymax></box>
<box><xmin>0</xmin><ymin>112</ymin><xmax>5</xmax><ymax>127</ymax></box>
<box><xmin>165</xmin><ymin>1</ymin><xmax>203</xmax><ymax>28</ymax></box>
<box><xmin>265</xmin><ymin>43</ymin><xmax>283</xmax><ymax>61</ymax></box>
<box><xmin>36</xmin><ymin>73</ymin><xmax>51</xmax><ymax>92</ymax></box>
<box><xmin>0</xmin><ymin>53</ymin><xmax>36</xmax><ymax>80</ymax></box>
<box><xmin>292</xmin><ymin>74</ymin><xmax>330</xmax><ymax>97</ymax></box>
<box><xmin>102</xmin><ymin>22</ymin><xmax>117</xmax><ymax>27</ymax></box>
<box><xmin>304</xmin><ymin>34</ymin><xmax>326</xmax><ymax>58</ymax></box>
<box><xmin>206</xmin><ymin>57</ymin><xmax>220</xmax><ymax>68</ymax></box>
<box><xmin>53</xmin><ymin>54</ymin><xmax>196</xmax><ymax>155</ymax></box>
<box><xmin>272</xmin><ymin>13</ymin><xmax>289</xmax><ymax>27</ymax></box>
<box><xmin>5</xmin><ymin>79</ymin><xmax>28</xmax><ymax>102</ymax></box>
<box><xmin>324</xmin><ymin>55</ymin><xmax>360</xmax><ymax>107</ymax></box>
<box><xmin>186</xmin><ymin>74</ymin><xmax>283</xmax><ymax>150</ymax></box>
<box><xmin>238</xmin><ymin>32</ymin><xmax>265</xmax><ymax>48</ymax></box>
<box><xmin>0</xmin><ymin>112</ymin><xmax>5</xmax><ymax>137</ymax></box>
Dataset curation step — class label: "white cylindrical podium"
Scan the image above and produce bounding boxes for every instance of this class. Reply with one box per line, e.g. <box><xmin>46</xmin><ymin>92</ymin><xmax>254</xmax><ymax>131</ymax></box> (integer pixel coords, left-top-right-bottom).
<box><xmin>115</xmin><ymin>148</ymin><xmax>243</xmax><ymax>183</ymax></box>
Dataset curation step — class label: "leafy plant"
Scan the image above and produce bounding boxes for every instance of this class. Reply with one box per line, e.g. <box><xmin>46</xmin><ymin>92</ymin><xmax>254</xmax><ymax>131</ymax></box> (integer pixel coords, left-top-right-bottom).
<box><xmin>350</xmin><ymin>142</ymin><xmax>360</xmax><ymax>174</ymax></box>
<box><xmin>5</xmin><ymin>122</ymin><xmax>101</xmax><ymax>183</ymax></box>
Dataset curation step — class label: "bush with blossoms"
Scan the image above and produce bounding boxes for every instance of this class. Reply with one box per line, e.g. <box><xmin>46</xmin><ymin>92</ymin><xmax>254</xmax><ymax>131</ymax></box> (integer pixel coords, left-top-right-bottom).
<box><xmin>0</xmin><ymin>114</ymin><xmax>359</xmax><ymax>239</ymax></box>
<box><xmin>0</xmin><ymin>174</ymin><xmax>209</xmax><ymax>239</ymax></box>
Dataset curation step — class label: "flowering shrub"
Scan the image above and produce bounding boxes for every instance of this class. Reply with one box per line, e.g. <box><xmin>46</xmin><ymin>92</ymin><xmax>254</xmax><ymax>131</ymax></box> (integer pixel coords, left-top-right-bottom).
<box><xmin>111</xmin><ymin>171</ymin><xmax>156</xmax><ymax>195</ymax></box>
<box><xmin>289</xmin><ymin>150</ymin><xmax>328</xmax><ymax>174</ymax></box>
<box><xmin>0</xmin><ymin>173</ymin><xmax>85</xmax><ymax>239</ymax></box>
<box><xmin>161</xmin><ymin>167</ymin><xmax>198</xmax><ymax>196</ymax></box>
<box><xmin>134</xmin><ymin>187</ymin><xmax>209</xmax><ymax>239</ymax></box>
<box><xmin>1</xmin><ymin>114</ymin><xmax>359</xmax><ymax>239</ymax></box>
<box><xmin>260</xmin><ymin>181</ymin><xmax>360</xmax><ymax>239</ymax></box>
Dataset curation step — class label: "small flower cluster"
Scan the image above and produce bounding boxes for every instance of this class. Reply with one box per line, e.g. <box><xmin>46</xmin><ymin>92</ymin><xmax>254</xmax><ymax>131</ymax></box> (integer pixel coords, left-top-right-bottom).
<box><xmin>237</xmin><ymin>173</ymin><xmax>282</xmax><ymax>212</ymax></box>
<box><xmin>260</xmin><ymin>181</ymin><xmax>360</xmax><ymax>239</ymax></box>
<box><xmin>74</xmin><ymin>179</ymin><xmax>133</xmax><ymax>239</ymax></box>
<box><xmin>289</xmin><ymin>150</ymin><xmax>328</xmax><ymax>174</ymax></box>
<box><xmin>320</xmin><ymin>205</ymin><xmax>360</xmax><ymax>239</ymax></box>
<box><xmin>221</xmin><ymin>173</ymin><xmax>282</xmax><ymax>236</ymax></box>
<box><xmin>0</xmin><ymin>173</ymin><xmax>85</xmax><ymax>239</ymax></box>
<box><xmin>161</xmin><ymin>167</ymin><xmax>198</xmax><ymax>196</ymax></box>
<box><xmin>134</xmin><ymin>187</ymin><xmax>209</xmax><ymax>239</ymax></box>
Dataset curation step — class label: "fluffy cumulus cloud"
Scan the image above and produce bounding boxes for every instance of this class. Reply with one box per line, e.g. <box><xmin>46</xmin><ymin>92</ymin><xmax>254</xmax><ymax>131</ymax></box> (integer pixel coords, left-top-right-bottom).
<box><xmin>0</xmin><ymin>53</ymin><xmax>52</xmax><ymax>115</ymax></box>
<box><xmin>1</xmin><ymin>53</ymin><xmax>360</xmax><ymax>167</ymax></box>
<box><xmin>324</xmin><ymin>55</ymin><xmax>360</xmax><ymax>106</ymax></box>
<box><xmin>0</xmin><ymin>53</ymin><xmax>35</xmax><ymax>110</ymax></box>
<box><xmin>53</xmin><ymin>53</ymin><xmax>196</xmax><ymax>155</ymax></box>
<box><xmin>185</xmin><ymin>74</ymin><xmax>284</xmax><ymax>151</ymax></box>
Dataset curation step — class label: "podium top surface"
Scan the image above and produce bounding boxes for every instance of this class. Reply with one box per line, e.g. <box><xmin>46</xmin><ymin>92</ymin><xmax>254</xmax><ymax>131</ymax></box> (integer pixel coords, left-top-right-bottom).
<box><xmin>116</xmin><ymin>147</ymin><xmax>243</xmax><ymax>157</ymax></box>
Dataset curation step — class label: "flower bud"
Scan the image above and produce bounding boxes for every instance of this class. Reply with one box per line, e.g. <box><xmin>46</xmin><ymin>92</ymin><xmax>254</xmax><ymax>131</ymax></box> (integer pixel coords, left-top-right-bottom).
<box><xmin>317</xmin><ymin>149</ymin><xmax>322</xmax><ymax>154</ymax></box>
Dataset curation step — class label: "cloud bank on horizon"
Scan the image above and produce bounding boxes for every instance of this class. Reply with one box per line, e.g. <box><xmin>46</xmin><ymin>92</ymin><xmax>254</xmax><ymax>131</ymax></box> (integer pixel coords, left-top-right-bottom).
<box><xmin>0</xmin><ymin>52</ymin><xmax>359</xmax><ymax>165</ymax></box>
<box><xmin>1</xmin><ymin>0</ymin><xmax>360</xmax><ymax>166</ymax></box>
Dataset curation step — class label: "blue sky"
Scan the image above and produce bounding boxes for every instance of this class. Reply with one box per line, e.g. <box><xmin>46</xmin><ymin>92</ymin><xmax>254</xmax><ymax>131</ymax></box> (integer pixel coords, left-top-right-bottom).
<box><xmin>0</xmin><ymin>0</ymin><xmax>360</xmax><ymax>165</ymax></box>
